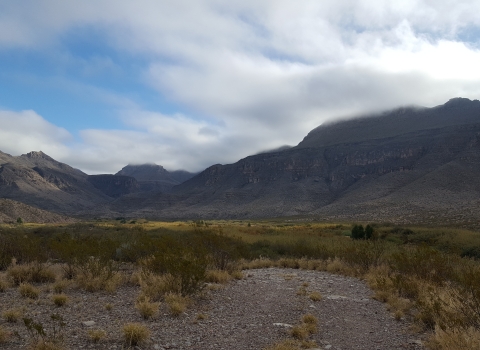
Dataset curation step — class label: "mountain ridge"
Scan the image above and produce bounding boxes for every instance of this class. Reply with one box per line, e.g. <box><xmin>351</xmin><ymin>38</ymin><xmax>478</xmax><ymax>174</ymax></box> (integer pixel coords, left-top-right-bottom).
<box><xmin>1</xmin><ymin>97</ymin><xmax>480</xmax><ymax>226</ymax></box>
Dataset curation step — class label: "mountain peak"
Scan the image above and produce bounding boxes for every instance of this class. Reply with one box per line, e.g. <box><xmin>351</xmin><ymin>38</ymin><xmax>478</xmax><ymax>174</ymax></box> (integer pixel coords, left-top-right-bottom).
<box><xmin>443</xmin><ymin>97</ymin><xmax>478</xmax><ymax>108</ymax></box>
<box><xmin>23</xmin><ymin>151</ymin><xmax>56</xmax><ymax>162</ymax></box>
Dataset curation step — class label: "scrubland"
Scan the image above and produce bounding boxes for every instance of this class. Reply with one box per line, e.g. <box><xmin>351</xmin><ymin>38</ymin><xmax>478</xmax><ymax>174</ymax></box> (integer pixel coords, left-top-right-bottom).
<box><xmin>0</xmin><ymin>219</ymin><xmax>479</xmax><ymax>349</ymax></box>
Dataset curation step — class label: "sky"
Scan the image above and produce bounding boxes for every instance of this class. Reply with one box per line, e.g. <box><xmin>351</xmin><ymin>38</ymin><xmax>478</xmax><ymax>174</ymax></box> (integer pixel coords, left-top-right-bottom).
<box><xmin>0</xmin><ymin>1</ymin><xmax>479</xmax><ymax>174</ymax></box>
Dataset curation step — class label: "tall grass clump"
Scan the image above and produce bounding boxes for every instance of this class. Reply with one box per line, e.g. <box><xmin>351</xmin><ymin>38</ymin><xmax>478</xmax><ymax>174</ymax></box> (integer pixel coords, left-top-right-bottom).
<box><xmin>122</xmin><ymin>323</ymin><xmax>150</xmax><ymax>346</ymax></box>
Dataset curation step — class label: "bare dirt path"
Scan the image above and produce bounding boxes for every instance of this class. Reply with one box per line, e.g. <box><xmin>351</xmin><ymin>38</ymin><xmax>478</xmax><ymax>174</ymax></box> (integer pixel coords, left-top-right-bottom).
<box><xmin>0</xmin><ymin>268</ymin><xmax>425</xmax><ymax>349</ymax></box>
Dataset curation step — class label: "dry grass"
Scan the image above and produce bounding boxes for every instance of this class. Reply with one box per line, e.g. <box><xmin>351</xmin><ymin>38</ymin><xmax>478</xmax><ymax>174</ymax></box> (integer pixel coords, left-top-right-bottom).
<box><xmin>205</xmin><ymin>269</ymin><xmax>231</xmax><ymax>284</ymax></box>
<box><xmin>230</xmin><ymin>270</ymin><xmax>245</xmax><ymax>280</ymax></box>
<box><xmin>0</xmin><ymin>325</ymin><xmax>10</xmax><ymax>343</ymax></box>
<box><xmin>165</xmin><ymin>293</ymin><xmax>189</xmax><ymax>316</ymax></box>
<box><xmin>0</xmin><ymin>277</ymin><xmax>8</xmax><ymax>292</ymax></box>
<box><xmin>2</xmin><ymin>308</ymin><xmax>22</xmax><ymax>323</ymax></box>
<box><xmin>18</xmin><ymin>283</ymin><xmax>40</xmax><ymax>299</ymax></box>
<box><xmin>52</xmin><ymin>279</ymin><xmax>70</xmax><ymax>294</ymax></box>
<box><xmin>122</xmin><ymin>323</ymin><xmax>150</xmax><ymax>346</ymax></box>
<box><xmin>308</xmin><ymin>291</ymin><xmax>322</xmax><ymax>301</ymax></box>
<box><xmin>240</xmin><ymin>258</ymin><xmax>275</xmax><ymax>269</ymax></box>
<box><xmin>52</xmin><ymin>294</ymin><xmax>68</xmax><ymax>307</ymax></box>
<box><xmin>75</xmin><ymin>272</ymin><xmax>122</xmax><ymax>293</ymax></box>
<box><xmin>29</xmin><ymin>339</ymin><xmax>65</xmax><ymax>350</ymax></box>
<box><xmin>325</xmin><ymin>258</ymin><xmax>354</xmax><ymax>275</ymax></box>
<box><xmin>427</xmin><ymin>327</ymin><xmax>480</xmax><ymax>350</ymax></box>
<box><xmin>138</xmin><ymin>271</ymin><xmax>180</xmax><ymax>301</ymax></box>
<box><xmin>302</xmin><ymin>314</ymin><xmax>318</xmax><ymax>326</ymax></box>
<box><xmin>105</xmin><ymin>303</ymin><xmax>113</xmax><ymax>311</ymax></box>
<box><xmin>290</xmin><ymin>325</ymin><xmax>309</xmax><ymax>340</ymax></box>
<box><xmin>135</xmin><ymin>296</ymin><xmax>159</xmax><ymax>319</ymax></box>
<box><xmin>7</xmin><ymin>263</ymin><xmax>56</xmax><ymax>286</ymax></box>
<box><xmin>87</xmin><ymin>329</ymin><xmax>106</xmax><ymax>343</ymax></box>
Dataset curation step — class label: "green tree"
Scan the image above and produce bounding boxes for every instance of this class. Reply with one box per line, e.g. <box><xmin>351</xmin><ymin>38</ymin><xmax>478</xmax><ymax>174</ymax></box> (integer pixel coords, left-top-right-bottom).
<box><xmin>351</xmin><ymin>225</ymin><xmax>365</xmax><ymax>239</ymax></box>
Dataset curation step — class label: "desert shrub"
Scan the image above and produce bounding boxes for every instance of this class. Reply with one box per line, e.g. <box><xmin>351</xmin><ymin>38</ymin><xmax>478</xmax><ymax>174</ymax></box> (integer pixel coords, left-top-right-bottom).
<box><xmin>122</xmin><ymin>323</ymin><xmax>150</xmax><ymax>346</ymax></box>
<box><xmin>52</xmin><ymin>294</ymin><xmax>68</xmax><ymax>307</ymax></box>
<box><xmin>75</xmin><ymin>257</ymin><xmax>121</xmax><ymax>292</ymax></box>
<box><xmin>7</xmin><ymin>264</ymin><xmax>32</xmax><ymax>285</ymax></box>
<box><xmin>200</xmin><ymin>230</ymin><xmax>248</xmax><ymax>270</ymax></box>
<box><xmin>135</xmin><ymin>296</ymin><xmax>159</xmax><ymax>319</ymax></box>
<box><xmin>29</xmin><ymin>262</ymin><xmax>56</xmax><ymax>284</ymax></box>
<box><xmin>165</xmin><ymin>293</ymin><xmax>189</xmax><ymax>316</ymax></box>
<box><xmin>50</xmin><ymin>233</ymin><xmax>118</xmax><ymax>280</ymax></box>
<box><xmin>230</xmin><ymin>270</ymin><xmax>245</xmax><ymax>279</ymax></box>
<box><xmin>0</xmin><ymin>231</ymin><xmax>49</xmax><ymax>268</ymax></box>
<box><xmin>138</xmin><ymin>270</ymin><xmax>181</xmax><ymax>301</ymax></box>
<box><xmin>52</xmin><ymin>279</ymin><xmax>70</xmax><ymax>294</ymax></box>
<box><xmin>141</xmin><ymin>235</ymin><xmax>209</xmax><ymax>296</ymax></box>
<box><xmin>340</xmin><ymin>240</ymin><xmax>385</xmax><ymax>272</ymax></box>
<box><xmin>389</xmin><ymin>245</ymin><xmax>455</xmax><ymax>283</ymax></box>
<box><xmin>114</xmin><ymin>230</ymin><xmax>157</xmax><ymax>263</ymax></box>
<box><xmin>309</xmin><ymin>291</ymin><xmax>322</xmax><ymax>301</ymax></box>
<box><xmin>23</xmin><ymin>314</ymin><xmax>65</xmax><ymax>350</ymax></box>
<box><xmin>290</xmin><ymin>325</ymin><xmax>309</xmax><ymax>340</ymax></box>
<box><xmin>19</xmin><ymin>283</ymin><xmax>40</xmax><ymax>299</ymax></box>
<box><xmin>205</xmin><ymin>269</ymin><xmax>232</xmax><ymax>284</ymax></box>
<box><xmin>428</xmin><ymin>327</ymin><xmax>480</xmax><ymax>350</ymax></box>
<box><xmin>2</xmin><ymin>308</ymin><xmax>22</xmax><ymax>322</ymax></box>
<box><xmin>87</xmin><ymin>329</ymin><xmax>106</xmax><ymax>343</ymax></box>
<box><xmin>0</xmin><ymin>277</ymin><xmax>8</xmax><ymax>292</ymax></box>
<box><xmin>7</xmin><ymin>262</ymin><xmax>56</xmax><ymax>285</ymax></box>
<box><xmin>447</xmin><ymin>261</ymin><xmax>480</xmax><ymax>329</ymax></box>
<box><xmin>0</xmin><ymin>325</ymin><xmax>10</xmax><ymax>343</ymax></box>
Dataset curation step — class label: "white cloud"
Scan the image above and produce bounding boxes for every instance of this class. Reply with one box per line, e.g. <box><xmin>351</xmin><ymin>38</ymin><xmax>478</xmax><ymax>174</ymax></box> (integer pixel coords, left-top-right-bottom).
<box><xmin>1</xmin><ymin>1</ymin><xmax>480</xmax><ymax>173</ymax></box>
<box><xmin>0</xmin><ymin>110</ymin><xmax>71</xmax><ymax>157</ymax></box>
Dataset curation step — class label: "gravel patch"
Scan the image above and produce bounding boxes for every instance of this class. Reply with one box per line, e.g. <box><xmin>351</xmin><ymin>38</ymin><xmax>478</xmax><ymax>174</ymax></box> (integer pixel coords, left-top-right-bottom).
<box><xmin>0</xmin><ymin>268</ymin><xmax>425</xmax><ymax>349</ymax></box>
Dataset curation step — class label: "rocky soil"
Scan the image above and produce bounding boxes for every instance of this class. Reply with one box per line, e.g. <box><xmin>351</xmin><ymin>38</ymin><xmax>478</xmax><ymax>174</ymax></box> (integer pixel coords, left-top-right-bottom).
<box><xmin>0</xmin><ymin>268</ymin><xmax>425</xmax><ymax>349</ymax></box>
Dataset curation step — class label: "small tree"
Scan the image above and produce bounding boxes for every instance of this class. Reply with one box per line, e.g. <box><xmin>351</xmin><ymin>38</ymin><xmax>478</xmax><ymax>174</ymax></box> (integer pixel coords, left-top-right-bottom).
<box><xmin>351</xmin><ymin>225</ymin><xmax>365</xmax><ymax>239</ymax></box>
<box><xmin>16</xmin><ymin>217</ymin><xmax>23</xmax><ymax>224</ymax></box>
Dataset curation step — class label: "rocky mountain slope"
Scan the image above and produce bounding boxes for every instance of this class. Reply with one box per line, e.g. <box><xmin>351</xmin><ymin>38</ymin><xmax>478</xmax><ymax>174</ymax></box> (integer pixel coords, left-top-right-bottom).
<box><xmin>116</xmin><ymin>164</ymin><xmax>195</xmax><ymax>193</ymax></box>
<box><xmin>0</xmin><ymin>198</ymin><xmax>74</xmax><ymax>224</ymax></box>
<box><xmin>111</xmin><ymin>98</ymin><xmax>480</xmax><ymax>226</ymax></box>
<box><xmin>1</xmin><ymin>98</ymin><xmax>479</xmax><ymax>226</ymax></box>
<box><xmin>0</xmin><ymin>150</ymin><xmax>112</xmax><ymax>213</ymax></box>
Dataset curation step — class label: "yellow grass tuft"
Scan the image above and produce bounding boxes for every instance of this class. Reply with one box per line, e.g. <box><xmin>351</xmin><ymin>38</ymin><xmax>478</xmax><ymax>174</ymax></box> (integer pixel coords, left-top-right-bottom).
<box><xmin>308</xmin><ymin>291</ymin><xmax>322</xmax><ymax>301</ymax></box>
<box><xmin>135</xmin><ymin>296</ymin><xmax>159</xmax><ymax>319</ymax></box>
<box><xmin>205</xmin><ymin>270</ymin><xmax>231</xmax><ymax>284</ymax></box>
<box><xmin>52</xmin><ymin>294</ymin><xmax>68</xmax><ymax>307</ymax></box>
<box><xmin>122</xmin><ymin>323</ymin><xmax>150</xmax><ymax>346</ymax></box>
<box><xmin>18</xmin><ymin>283</ymin><xmax>40</xmax><ymax>299</ymax></box>
<box><xmin>165</xmin><ymin>293</ymin><xmax>189</xmax><ymax>316</ymax></box>
<box><xmin>88</xmin><ymin>329</ymin><xmax>106</xmax><ymax>343</ymax></box>
<box><xmin>2</xmin><ymin>308</ymin><xmax>22</xmax><ymax>323</ymax></box>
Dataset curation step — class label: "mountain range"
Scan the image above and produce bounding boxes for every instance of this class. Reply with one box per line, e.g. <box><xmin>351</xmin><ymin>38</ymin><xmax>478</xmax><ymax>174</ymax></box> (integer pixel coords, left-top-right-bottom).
<box><xmin>1</xmin><ymin>97</ymin><xmax>479</xmax><ymax>226</ymax></box>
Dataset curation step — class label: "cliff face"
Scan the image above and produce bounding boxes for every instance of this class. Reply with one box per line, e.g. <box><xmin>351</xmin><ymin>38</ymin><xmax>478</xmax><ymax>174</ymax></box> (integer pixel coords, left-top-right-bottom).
<box><xmin>87</xmin><ymin>175</ymin><xmax>140</xmax><ymax>198</ymax></box>
<box><xmin>112</xmin><ymin>98</ymin><xmax>480</xmax><ymax>226</ymax></box>
<box><xmin>116</xmin><ymin>164</ymin><xmax>195</xmax><ymax>193</ymax></box>
<box><xmin>2</xmin><ymin>98</ymin><xmax>480</xmax><ymax>226</ymax></box>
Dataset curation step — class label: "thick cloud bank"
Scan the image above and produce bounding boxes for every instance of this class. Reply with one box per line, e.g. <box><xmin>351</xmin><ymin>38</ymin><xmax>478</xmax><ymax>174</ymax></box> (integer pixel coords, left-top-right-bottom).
<box><xmin>0</xmin><ymin>1</ymin><xmax>479</xmax><ymax>173</ymax></box>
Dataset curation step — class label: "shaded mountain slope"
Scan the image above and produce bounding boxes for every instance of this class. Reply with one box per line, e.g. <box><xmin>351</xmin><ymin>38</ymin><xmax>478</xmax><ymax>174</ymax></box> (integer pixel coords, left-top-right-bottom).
<box><xmin>110</xmin><ymin>98</ymin><xmax>480</xmax><ymax>225</ymax></box>
<box><xmin>0</xmin><ymin>198</ymin><xmax>75</xmax><ymax>224</ymax></box>
<box><xmin>116</xmin><ymin>164</ymin><xmax>195</xmax><ymax>193</ymax></box>
<box><xmin>0</xmin><ymin>151</ymin><xmax>111</xmax><ymax>213</ymax></box>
